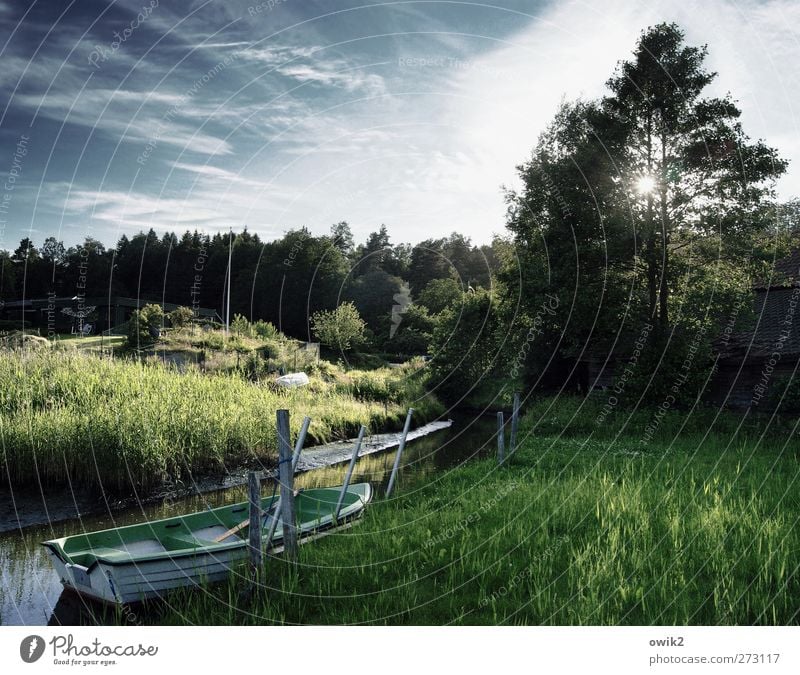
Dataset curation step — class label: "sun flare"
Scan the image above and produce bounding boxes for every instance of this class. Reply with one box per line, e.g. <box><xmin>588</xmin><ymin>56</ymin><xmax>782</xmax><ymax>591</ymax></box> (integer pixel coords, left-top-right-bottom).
<box><xmin>635</xmin><ymin>175</ymin><xmax>657</xmax><ymax>194</ymax></box>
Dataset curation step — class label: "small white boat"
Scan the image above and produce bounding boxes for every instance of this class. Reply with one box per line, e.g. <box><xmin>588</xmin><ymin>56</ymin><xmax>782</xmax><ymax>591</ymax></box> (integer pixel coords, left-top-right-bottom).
<box><xmin>42</xmin><ymin>483</ymin><xmax>372</xmax><ymax>605</ymax></box>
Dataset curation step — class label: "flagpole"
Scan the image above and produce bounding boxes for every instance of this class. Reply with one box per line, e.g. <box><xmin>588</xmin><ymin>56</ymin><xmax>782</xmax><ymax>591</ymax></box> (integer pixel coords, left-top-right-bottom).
<box><xmin>225</xmin><ymin>228</ymin><xmax>232</xmax><ymax>338</ymax></box>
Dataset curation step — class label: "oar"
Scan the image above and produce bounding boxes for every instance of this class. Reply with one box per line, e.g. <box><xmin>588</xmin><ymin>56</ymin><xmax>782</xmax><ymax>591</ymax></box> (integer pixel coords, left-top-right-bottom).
<box><xmin>213</xmin><ymin>499</ymin><xmax>279</xmax><ymax>543</ymax></box>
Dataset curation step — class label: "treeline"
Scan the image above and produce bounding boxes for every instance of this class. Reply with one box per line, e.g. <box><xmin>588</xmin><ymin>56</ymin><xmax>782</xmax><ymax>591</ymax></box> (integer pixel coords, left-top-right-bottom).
<box><xmin>0</xmin><ymin>223</ymin><xmax>507</xmax><ymax>353</ymax></box>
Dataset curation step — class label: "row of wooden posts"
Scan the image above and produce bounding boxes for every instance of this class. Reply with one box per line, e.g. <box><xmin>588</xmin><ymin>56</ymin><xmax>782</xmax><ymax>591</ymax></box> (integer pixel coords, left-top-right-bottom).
<box><xmin>245</xmin><ymin>407</ymin><xmax>414</xmax><ymax>572</ymax></box>
<box><xmin>246</xmin><ymin>392</ymin><xmax>521</xmax><ymax>573</ymax></box>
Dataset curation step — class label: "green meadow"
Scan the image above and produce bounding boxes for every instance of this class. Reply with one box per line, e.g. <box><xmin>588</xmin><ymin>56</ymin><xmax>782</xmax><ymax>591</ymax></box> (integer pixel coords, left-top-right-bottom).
<box><xmin>148</xmin><ymin>398</ymin><xmax>800</xmax><ymax>625</ymax></box>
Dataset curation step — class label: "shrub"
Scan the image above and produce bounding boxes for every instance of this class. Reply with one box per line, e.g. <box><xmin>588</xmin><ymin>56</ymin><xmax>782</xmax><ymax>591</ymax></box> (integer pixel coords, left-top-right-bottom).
<box><xmin>168</xmin><ymin>306</ymin><xmax>194</xmax><ymax>328</ymax></box>
<box><xmin>230</xmin><ymin>313</ymin><xmax>251</xmax><ymax>337</ymax></box>
<box><xmin>253</xmin><ymin>320</ymin><xmax>279</xmax><ymax>340</ymax></box>
<box><xmin>126</xmin><ymin>304</ymin><xmax>164</xmax><ymax>349</ymax></box>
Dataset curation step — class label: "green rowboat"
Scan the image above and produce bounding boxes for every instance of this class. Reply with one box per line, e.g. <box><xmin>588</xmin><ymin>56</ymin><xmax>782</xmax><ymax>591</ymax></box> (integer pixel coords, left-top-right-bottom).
<box><xmin>42</xmin><ymin>483</ymin><xmax>372</xmax><ymax>604</ymax></box>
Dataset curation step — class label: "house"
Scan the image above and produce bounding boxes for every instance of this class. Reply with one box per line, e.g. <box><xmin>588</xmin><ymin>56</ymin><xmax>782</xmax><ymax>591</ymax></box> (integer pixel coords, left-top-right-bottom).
<box><xmin>570</xmin><ymin>249</ymin><xmax>800</xmax><ymax>409</ymax></box>
<box><xmin>710</xmin><ymin>249</ymin><xmax>800</xmax><ymax>408</ymax></box>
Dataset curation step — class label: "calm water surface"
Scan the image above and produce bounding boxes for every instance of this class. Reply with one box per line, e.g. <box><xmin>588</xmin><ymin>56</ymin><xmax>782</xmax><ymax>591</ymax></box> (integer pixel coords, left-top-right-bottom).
<box><xmin>0</xmin><ymin>414</ymin><xmax>497</xmax><ymax>625</ymax></box>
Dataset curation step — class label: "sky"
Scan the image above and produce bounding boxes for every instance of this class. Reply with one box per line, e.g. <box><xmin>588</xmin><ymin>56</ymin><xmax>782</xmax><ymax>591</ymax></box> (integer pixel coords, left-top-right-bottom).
<box><xmin>0</xmin><ymin>0</ymin><xmax>797</xmax><ymax>250</ymax></box>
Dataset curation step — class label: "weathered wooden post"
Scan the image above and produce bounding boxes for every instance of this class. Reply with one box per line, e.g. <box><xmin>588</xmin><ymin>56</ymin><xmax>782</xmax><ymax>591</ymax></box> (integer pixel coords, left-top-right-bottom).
<box><xmin>496</xmin><ymin>411</ymin><xmax>505</xmax><ymax>464</ymax></box>
<box><xmin>386</xmin><ymin>408</ymin><xmax>413</xmax><ymax>498</ymax></box>
<box><xmin>276</xmin><ymin>409</ymin><xmax>298</xmax><ymax>561</ymax></box>
<box><xmin>265</xmin><ymin>415</ymin><xmax>311</xmax><ymax>551</ymax></box>
<box><xmin>509</xmin><ymin>392</ymin><xmax>521</xmax><ymax>456</ymax></box>
<box><xmin>264</xmin><ymin>494</ymin><xmax>280</xmax><ymax>551</ymax></box>
<box><xmin>335</xmin><ymin>425</ymin><xmax>366</xmax><ymax>521</ymax></box>
<box><xmin>292</xmin><ymin>416</ymin><xmax>311</xmax><ymax>472</ymax></box>
<box><xmin>247</xmin><ymin>471</ymin><xmax>262</xmax><ymax>573</ymax></box>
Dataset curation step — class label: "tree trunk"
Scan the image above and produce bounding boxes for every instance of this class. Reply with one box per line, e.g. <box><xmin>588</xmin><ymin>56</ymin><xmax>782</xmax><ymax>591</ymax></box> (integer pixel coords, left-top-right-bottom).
<box><xmin>645</xmin><ymin>117</ymin><xmax>658</xmax><ymax>323</ymax></box>
<box><xmin>658</xmin><ymin>134</ymin><xmax>670</xmax><ymax>330</ymax></box>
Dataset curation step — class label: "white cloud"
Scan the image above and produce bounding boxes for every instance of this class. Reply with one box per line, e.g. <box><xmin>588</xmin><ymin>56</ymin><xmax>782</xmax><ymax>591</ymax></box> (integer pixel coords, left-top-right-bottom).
<box><xmin>238</xmin><ymin>44</ymin><xmax>387</xmax><ymax>95</ymax></box>
<box><xmin>400</xmin><ymin>0</ymin><xmax>800</xmax><ymax>242</ymax></box>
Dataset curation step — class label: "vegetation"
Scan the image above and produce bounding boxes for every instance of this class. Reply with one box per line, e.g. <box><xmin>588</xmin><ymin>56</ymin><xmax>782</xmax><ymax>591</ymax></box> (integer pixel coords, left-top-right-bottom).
<box><xmin>429</xmin><ymin>288</ymin><xmax>506</xmax><ymax>403</ymax></box>
<box><xmin>0</xmin><ymin>350</ymin><xmax>442</xmax><ymax>492</ymax></box>
<box><xmin>168</xmin><ymin>306</ymin><xmax>194</xmax><ymax>329</ymax></box>
<box><xmin>149</xmin><ymin>397</ymin><xmax>800</xmax><ymax>625</ymax></box>
<box><xmin>127</xmin><ymin>303</ymin><xmax>164</xmax><ymax>350</ymax></box>
<box><xmin>503</xmin><ymin>23</ymin><xmax>787</xmax><ymax>403</ymax></box>
<box><xmin>311</xmin><ymin>302</ymin><xmax>367</xmax><ymax>353</ymax></box>
<box><xmin>0</xmin><ymin>227</ymin><xmax>506</xmax><ymax>362</ymax></box>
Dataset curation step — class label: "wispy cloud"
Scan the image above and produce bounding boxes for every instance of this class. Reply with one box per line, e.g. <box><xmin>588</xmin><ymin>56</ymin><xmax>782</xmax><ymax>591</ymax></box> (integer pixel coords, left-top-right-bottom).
<box><xmin>238</xmin><ymin>44</ymin><xmax>387</xmax><ymax>95</ymax></box>
<box><xmin>0</xmin><ymin>0</ymin><xmax>797</xmax><ymax>249</ymax></box>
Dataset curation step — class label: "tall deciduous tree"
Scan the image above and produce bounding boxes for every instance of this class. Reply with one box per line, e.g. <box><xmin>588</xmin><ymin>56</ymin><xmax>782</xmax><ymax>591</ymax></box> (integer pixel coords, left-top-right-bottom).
<box><xmin>600</xmin><ymin>22</ymin><xmax>787</xmax><ymax>332</ymax></box>
<box><xmin>506</xmin><ymin>22</ymin><xmax>787</xmax><ymax>398</ymax></box>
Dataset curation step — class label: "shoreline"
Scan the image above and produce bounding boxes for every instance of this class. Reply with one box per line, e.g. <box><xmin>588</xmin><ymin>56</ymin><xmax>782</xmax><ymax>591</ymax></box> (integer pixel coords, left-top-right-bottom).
<box><xmin>0</xmin><ymin>418</ymin><xmax>452</xmax><ymax>534</ymax></box>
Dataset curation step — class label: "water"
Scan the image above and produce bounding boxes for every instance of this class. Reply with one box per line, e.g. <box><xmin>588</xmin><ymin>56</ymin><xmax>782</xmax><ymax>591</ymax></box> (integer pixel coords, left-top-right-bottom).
<box><xmin>0</xmin><ymin>414</ymin><xmax>498</xmax><ymax>625</ymax></box>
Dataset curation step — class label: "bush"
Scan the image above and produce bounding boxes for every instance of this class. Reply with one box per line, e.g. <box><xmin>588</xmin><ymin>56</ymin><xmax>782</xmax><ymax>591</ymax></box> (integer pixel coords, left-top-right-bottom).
<box><xmin>769</xmin><ymin>375</ymin><xmax>800</xmax><ymax>413</ymax></box>
<box><xmin>168</xmin><ymin>306</ymin><xmax>194</xmax><ymax>328</ymax></box>
<box><xmin>253</xmin><ymin>320</ymin><xmax>279</xmax><ymax>340</ymax></box>
<box><xmin>230</xmin><ymin>313</ymin><xmax>251</xmax><ymax>337</ymax></box>
<box><xmin>127</xmin><ymin>304</ymin><xmax>164</xmax><ymax>349</ymax></box>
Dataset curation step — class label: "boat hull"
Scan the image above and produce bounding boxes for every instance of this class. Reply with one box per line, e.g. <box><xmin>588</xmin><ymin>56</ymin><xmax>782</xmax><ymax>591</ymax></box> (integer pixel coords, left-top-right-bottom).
<box><xmin>43</xmin><ymin>483</ymin><xmax>372</xmax><ymax>605</ymax></box>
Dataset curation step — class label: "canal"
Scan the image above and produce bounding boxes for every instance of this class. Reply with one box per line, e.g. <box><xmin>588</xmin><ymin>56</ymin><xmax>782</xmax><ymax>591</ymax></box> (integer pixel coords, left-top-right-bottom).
<box><xmin>0</xmin><ymin>413</ymin><xmax>498</xmax><ymax>625</ymax></box>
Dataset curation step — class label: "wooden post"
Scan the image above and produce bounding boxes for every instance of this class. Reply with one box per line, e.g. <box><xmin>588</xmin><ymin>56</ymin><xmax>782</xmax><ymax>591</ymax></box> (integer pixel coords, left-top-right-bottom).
<box><xmin>264</xmin><ymin>416</ymin><xmax>310</xmax><ymax>551</ymax></box>
<box><xmin>276</xmin><ymin>409</ymin><xmax>298</xmax><ymax>561</ymax></box>
<box><xmin>386</xmin><ymin>408</ymin><xmax>413</xmax><ymax>498</ymax></box>
<box><xmin>264</xmin><ymin>495</ymin><xmax>280</xmax><ymax>551</ymax></box>
<box><xmin>335</xmin><ymin>425</ymin><xmax>366</xmax><ymax>521</ymax></box>
<box><xmin>292</xmin><ymin>416</ymin><xmax>311</xmax><ymax>472</ymax></box>
<box><xmin>509</xmin><ymin>392</ymin><xmax>521</xmax><ymax>456</ymax></box>
<box><xmin>247</xmin><ymin>471</ymin><xmax>262</xmax><ymax>573</ymax></box>
<box><xmin>497</xmin><ymin>411</ymin><xmax>505</xmax><ymax>465</ymax></box>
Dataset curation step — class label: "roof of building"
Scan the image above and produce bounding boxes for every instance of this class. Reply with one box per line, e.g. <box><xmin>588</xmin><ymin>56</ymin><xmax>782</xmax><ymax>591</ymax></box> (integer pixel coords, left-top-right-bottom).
<box><xmin>754</xmin><ymin>248</ymin><xmax>800</xmax><ymax>290</ymax></box>
<box><xmin>718</xmin><ymin>247</ymin><xmax>800</xmax><ymax>360</ymax></box>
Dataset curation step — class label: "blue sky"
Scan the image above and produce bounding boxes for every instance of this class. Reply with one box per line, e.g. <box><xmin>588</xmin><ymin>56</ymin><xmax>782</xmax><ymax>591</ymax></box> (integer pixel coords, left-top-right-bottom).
<box><xmin>0</xmin><ymin>0</ymin><xmax>797</xmax><ymax>249</ymax></box>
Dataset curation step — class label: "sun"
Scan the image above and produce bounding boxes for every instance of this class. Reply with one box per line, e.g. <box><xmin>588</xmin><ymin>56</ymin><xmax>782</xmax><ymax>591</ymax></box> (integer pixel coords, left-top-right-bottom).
<box><xmin>635</xmin><ymin>175</ymin><xmax>657</xmax><ymax>194</ymax></box>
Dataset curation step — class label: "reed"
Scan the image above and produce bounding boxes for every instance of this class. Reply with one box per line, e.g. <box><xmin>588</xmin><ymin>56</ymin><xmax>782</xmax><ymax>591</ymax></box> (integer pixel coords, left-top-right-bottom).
<box><xmin>0</xmin><ymin>350</ymin><xmax>441</xmax><ymax>492</ymax></box>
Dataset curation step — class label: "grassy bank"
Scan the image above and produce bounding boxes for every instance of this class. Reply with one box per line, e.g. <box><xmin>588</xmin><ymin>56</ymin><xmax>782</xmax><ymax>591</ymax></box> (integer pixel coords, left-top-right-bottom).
<box><xmin>150</xmin><ymin>400</ymin><xmax>799</xmax><ymax>625</ymax></box>
<box><xmin>0</xmin><ymin>351</ymin><xmax>441</xmax><ymax>492</ymax></box>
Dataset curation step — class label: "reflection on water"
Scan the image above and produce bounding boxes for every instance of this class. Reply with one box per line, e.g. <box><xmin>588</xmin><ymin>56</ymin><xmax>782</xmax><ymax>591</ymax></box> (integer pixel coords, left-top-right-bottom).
<box><xmin>0</xmin><ymin>414</ymin><xmax>496</xmax><ymax>625</ymax></box>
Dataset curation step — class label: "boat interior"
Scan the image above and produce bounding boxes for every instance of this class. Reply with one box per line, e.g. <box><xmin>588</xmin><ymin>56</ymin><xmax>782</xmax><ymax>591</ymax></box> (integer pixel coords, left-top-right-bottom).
<box><xmin>45</xmin><ymin>486</ymin><xmax>368</xmax><ymax>567</ymax></box>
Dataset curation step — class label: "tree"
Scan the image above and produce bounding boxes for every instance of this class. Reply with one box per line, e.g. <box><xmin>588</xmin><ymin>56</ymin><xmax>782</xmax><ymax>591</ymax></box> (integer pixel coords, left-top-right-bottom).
<box><xmin>345</xmin><ymin>269</ymin><xmax>404</xmax><ymax>335</ymax></box>
<box><xmin>310</xmin><ymin>301</ymin><xmax>367</xmax><ymax>353</ymax></box>
<box><xmin>600</xmin><ymin>22</ymin><xmax>786</xmax><ymax>332</ymax></box>
<box><xmin>428</xmin><ymin>289</ymin><xmax>503</xmax><ymax>402</ymax></box>
<box><xmin>0</xmin><ymin>251</ymin><xmax>16</xmax><ymax>301</ymax></box>
<box><xmin>506</xmin><ymin>23</ymin><xmax>787</xmax><ymax>398</ymax></box>
<box><xmin>383</xmin><ymin>303</ymin><xmax>435</xmax><ymax>356</ymax></box>
<box><xmin>40</xmin><ymin>237</ymin><xmax>66</xmax><ymax>266</ymax></box>
<box><xmin>408</xmin><ymin>238</ymin><xmax>451</xmax><ymax>294</ymax></box>
<box><xmin>418</xmin><ymin>277</ymin><xmax>463</xmax><ymax>314</ymax></box>
<box><xmin>127</xmin><ymin>303</ymin><xmax>164</xmax><ymax>349</ymax></box>
<box><xmin>355</xmin><ymin>225</ymin><xmax>392</xmax><ymax>273</ymax></box>
<box><xmin>13</xmin><ymin>238</ymin><xmax>38</xmax><ymax>263</ymax></box>
<box><xmin>330</xmin><ymin>221</ymin><xmax>354</xmax><ymax>255</ymax></box>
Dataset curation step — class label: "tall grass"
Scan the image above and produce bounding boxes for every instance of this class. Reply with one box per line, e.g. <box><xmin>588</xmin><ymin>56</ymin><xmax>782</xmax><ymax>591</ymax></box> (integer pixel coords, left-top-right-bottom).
<box><xmin>153</xmin><ymin>411</ymin><xmax>800</xmax><ymax>625</ymax></box>
<box><xmin>0</xmin><ymin>351</ymin><xmax>442</xmax><ymax>492</ymax></box>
